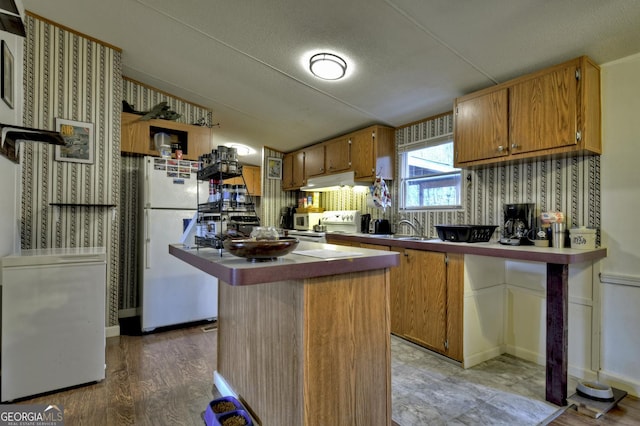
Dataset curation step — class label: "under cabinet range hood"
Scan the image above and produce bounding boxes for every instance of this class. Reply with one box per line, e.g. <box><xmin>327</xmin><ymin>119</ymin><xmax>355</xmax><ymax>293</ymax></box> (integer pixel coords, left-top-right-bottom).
<box><xmin>300</xmin><ymin>171</ymin><xmax>371</xmax><ymax>192</ymax></box>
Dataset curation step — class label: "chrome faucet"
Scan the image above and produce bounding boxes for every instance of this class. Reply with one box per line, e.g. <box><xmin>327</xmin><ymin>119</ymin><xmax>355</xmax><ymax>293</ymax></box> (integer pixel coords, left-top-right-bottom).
<box><xmin>396</xmin><ymin>219</ymin><xmax>423</xmax><ymax>237</ymax></box>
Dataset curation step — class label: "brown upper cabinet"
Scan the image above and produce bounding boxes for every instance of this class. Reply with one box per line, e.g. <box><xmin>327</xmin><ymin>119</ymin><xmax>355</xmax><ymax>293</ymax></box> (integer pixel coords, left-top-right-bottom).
<box><xmin>304</xmin><ymin>144</ymin><xmax>326</xmax><ymax>178</ymax></box>
<box><xmin>324</xmin><ymin>136</ymin><xmax>351</xmax><ymax>174</ymax></box>
<box><xmin>453</xmin><ymin>56</ymin><xmax>601</xmax><ymax>167</ymax></box>
<box><xmin>350</xmin><ymin>125</ymin><xmax>395</xmax><ymax>180</ymax></box>
<box><xmin>282</xmin><ymin>124</ymin><xmax>395</xmax><ymax>190</ymax></box>
<box><xmin>282</xmin><ymin>150</ymin><xmax>305</xmax><ymax>190</ymax></box>
<box><xmin>120</xmin><ymin>112</ymin><xmax>213</xmax><ymax>161</ymax></box>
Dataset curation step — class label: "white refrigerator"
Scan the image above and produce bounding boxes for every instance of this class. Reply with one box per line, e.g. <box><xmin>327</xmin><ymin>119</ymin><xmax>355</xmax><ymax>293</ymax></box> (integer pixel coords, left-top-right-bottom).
<box><xmin>140</xmin><ymin>156</ymin><xmax>218</xmax><ymax>332</ymax></box>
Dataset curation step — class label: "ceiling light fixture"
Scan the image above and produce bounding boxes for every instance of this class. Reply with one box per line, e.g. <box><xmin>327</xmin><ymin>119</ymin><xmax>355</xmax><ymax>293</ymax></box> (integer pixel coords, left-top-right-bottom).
<box><xmin>309</xmin><ymin>53</ymin><xmax>347</xmax><ymax>80</ymax></box>
<box><xmin>226</xmin><ymin>143</ymin><xmax>254</xmax><ymax>156</ymax></box>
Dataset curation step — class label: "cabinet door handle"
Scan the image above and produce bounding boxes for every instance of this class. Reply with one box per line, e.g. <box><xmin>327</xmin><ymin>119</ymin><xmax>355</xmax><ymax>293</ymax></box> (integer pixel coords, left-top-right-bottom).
<box><xmin>497</xmin><ymin>145</ymin><xmax>504</xmax><ymax>152</ymax></box>
<box><xmin>511</xmin><ymin>143</ymin><xmax>519</xmax><ymax>149</ymax></box>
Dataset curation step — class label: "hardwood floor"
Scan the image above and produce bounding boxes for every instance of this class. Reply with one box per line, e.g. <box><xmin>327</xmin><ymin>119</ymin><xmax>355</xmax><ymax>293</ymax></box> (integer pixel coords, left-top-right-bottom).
<box><xmin>549</xmin><ymin>395</ymin><xmax>640</xmax><ymax>426</ymax></box>
<box><xmin>13</xmin><ymin>321</ymin><xmax>640</xmax><ymax>425</ymax></box>
<box><xmin>17</xmin><ymin>321</ymin><xmax>218</xmax><ymax>426</ymax></box>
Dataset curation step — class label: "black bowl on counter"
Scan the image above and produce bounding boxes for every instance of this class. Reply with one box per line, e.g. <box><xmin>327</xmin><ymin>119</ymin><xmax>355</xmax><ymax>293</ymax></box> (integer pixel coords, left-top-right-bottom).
<box><xmin>223</xmin><ymin>237</ymin><xmax>299</xmax><ymax>262</ymax></box>
<box><xmin>434</xmin><ymin>225</ymin><xmax>498</xmax><ymax>243</ymax></box>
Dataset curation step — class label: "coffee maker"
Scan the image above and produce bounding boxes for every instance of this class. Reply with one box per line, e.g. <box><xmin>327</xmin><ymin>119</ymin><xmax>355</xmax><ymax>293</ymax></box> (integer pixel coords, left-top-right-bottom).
<box><xmin>279</xmin><ymin>206</ymin><xmax>295</xmax><ymax>230</ymax></box>
<box><xmin>500</xmin><ymin>203</ymin><xmax>535</xmax><ymax>245</ymax></box>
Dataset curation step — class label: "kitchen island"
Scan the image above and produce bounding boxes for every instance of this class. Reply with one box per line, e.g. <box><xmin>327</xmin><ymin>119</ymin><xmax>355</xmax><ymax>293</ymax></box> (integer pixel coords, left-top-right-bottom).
<box><xmin>170</xmin><ymin>242</ymin><xmax>399</xmax><ymax>426</ymax></box>
<box><xmin>327</xmin><ymin>233</ymin><xmax>607</xmax><ymax>407</ymax></box>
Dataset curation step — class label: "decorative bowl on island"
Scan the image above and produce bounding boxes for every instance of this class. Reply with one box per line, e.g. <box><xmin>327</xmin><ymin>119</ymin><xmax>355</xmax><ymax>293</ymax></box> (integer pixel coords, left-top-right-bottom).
<box><xmin>223</xmin><ymin>237</ymin><xmax>299</xmax><ymax>262</ymax></box>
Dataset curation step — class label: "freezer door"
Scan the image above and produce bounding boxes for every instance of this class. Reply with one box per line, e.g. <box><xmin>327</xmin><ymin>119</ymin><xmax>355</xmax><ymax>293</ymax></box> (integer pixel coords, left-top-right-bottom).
<box><xmin>141</xmin><ymin>208</ymin><xmax>218</xmax><ymax>331</ymax></box>
<box><xmin>1</xmin><ymin>247</ymin><xmax>106</xmax><ymax>267</ymax></box>
<box><xmin>1</xmin><ymin>261</ymin><xmax>106</xmax><ymax>401</ymax></box>
<box><xmin>144</xmin><ymin>156</ymin><xmax>207</xmax><ymax>209</ymax></box>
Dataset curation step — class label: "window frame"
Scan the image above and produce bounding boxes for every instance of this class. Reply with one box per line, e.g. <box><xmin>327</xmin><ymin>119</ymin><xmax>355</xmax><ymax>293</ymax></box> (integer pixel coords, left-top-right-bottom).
<box><xmin>398</xmin><ymin>133</ymin><xmax>463</xmax><ymax>211</ymax></box>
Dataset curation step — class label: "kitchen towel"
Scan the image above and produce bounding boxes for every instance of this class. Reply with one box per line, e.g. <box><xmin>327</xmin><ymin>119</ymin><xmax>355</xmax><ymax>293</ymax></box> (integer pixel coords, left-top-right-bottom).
<box><xmin>370</xmin><ymin>176</ymin><xmax>391</xmax><ymax>211</ymax></box>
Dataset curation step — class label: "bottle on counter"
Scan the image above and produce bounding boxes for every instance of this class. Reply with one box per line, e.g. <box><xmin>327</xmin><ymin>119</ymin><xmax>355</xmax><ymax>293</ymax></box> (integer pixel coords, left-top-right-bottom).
<box><xmin>221</xmin><ymin>184</ymin><xmax>232</xmax><ymax>210</ymax></box>
<box><xmin>234</xmin><ymin>184</ymin><xmax>247</xmax><ymax>211</ymax></box>
<box><xmin>208</xmin><ymin>179</ymin><xmax>221</xmax><ymax>204</ymax></box>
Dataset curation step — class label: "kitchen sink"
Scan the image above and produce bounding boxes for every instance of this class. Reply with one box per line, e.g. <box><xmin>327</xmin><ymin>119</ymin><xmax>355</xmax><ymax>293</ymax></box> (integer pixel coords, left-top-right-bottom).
<box><xmin>364</xmin><ymin>234</ymin><xmax>434</xmax><ymax>241</ymax></box>
<box><xmin>394</xmin><ymin>236</ymin><xmax>431</xmax><ymax>241</ymax></box>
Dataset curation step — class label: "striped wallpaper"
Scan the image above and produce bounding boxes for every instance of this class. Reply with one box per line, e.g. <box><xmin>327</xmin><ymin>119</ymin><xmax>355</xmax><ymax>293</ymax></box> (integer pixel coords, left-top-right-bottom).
<box><xmin>21</xmin><ymin>15</ymin><xmax>122</xmax><ymax>326</ymax></box>
<box><xmin>260</xmin><ymin>147</ymin><xmax>297</xmax><ymax>227</ymax></box>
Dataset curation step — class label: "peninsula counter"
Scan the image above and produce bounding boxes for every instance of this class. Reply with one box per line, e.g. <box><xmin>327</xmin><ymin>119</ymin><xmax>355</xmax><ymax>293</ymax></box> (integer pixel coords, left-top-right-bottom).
<box><xmin>170</xmin><ymin>242</ymin><xmax>399</xmax><ymax>426</ymax></box>
<box><xmin>327</xmin><ymin>233</ymin><xmax>607</xmax><ymax>406</ymax></box>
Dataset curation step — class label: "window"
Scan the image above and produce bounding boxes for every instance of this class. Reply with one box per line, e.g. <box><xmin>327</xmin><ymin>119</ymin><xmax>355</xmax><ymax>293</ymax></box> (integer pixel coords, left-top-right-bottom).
<box><xmin>399</xmin><ymin>134</ymin><xmax>462</xmax><ymax>210</ymax></box>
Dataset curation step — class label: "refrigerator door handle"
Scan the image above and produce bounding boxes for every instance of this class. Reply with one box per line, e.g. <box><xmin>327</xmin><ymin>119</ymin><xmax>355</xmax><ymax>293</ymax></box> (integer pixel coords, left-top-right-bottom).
<box><xmin>144</xmin><ymin>209</ymin><xmax>151</xmax><ymax>269</ymax></box>
<box><xmin>144</xmin><ymin>158</ymin><xmax>151</xmax><ymax>209</ymax></box>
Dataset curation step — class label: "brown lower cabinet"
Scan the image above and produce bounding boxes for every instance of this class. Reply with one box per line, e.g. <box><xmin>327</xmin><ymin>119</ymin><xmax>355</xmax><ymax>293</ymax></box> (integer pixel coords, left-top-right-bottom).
<box><xmin>335</xmin><ymin>240</ymin><xmax>463</xmax><ymax>362</ymax></box>
<box><xmin>393</xmin><ymin>247</ymin><xmax>463</xmax><ymax>361</ymax></box>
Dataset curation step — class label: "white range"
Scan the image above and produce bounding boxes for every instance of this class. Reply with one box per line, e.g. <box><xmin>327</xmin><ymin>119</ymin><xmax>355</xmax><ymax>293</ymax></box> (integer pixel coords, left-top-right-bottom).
<box><xmin>287</xmin><ymin>210</ymin><xmax>361</xmax><ymax>242</ymax></box>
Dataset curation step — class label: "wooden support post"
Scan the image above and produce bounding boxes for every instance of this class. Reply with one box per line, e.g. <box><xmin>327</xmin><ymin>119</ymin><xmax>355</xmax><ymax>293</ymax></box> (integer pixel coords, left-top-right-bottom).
<box><xmin>546</xmin><ymin>262</ymin><xmax>569</xmax><ymax>406</ymax></box>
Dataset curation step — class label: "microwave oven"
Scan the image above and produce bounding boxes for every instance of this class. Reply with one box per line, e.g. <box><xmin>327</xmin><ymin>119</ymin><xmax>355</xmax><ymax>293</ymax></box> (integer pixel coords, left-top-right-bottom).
<box><xmin>293</xmin><ymin>212</ymin><xmax>324</xmax><ymax>230</ymax></box>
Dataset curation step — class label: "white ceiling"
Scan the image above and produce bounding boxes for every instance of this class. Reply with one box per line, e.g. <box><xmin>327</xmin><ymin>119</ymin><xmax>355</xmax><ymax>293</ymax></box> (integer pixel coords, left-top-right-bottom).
<box><xmin>23</xmin><ymin>0</ymin><xmax>640</xmax><ymax>165</ymax></box>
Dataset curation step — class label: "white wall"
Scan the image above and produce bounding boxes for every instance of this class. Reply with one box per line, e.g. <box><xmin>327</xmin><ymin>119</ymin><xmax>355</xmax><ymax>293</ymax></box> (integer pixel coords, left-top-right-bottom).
<box><xmin>599</xmin><ymin>52</ymin><xmax>640</xmax><ymax>396</ymax></box>
<box><xmin>0</xmin><ymin>1</ymin><xmax>23</xmax><ymax>127</ymax></box>
<box><xmin>0</xmin><ymin>1</ymin><xmax>24</xmax><ymax>257</ymax></box>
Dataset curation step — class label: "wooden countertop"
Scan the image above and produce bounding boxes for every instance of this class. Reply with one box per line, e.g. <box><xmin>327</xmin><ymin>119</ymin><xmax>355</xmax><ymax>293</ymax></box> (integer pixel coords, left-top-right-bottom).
<box><xmin>327</xmin><ymin>233</ymin><xmax>607</xmax><ymax>264</ymax></box>
<box><xmin>169</xmin><ymin>241</ymin><xmax>399</xmax><ymax>286</ymax></box>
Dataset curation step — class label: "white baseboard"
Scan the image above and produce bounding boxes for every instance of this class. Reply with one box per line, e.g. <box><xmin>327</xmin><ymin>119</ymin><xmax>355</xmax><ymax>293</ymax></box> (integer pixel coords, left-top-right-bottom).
<box><xmin>570</xmin><ymin>365</ymin><xmax>598</xmax><ymax>382</ymax></box>
<box><xmin>505</xmin><ymin>343</ymin><xmax>597</xmax><ymax>381</ymax></box>
<box><xmin>505</xmin><ymin>344</ymin><xmax>545</xmax><ymax>365</ymax></box>
<box><xmin>598</xmin><ymin>369</ymin><xmax>640</xmax><ymax>397</ymax></box>
<box><xmin>213</xmin><ymin>371</ymin><xmax>238</xmax><ymax>398</ymax></box>
<box><xmin>118</xmin><ymin>308</ymin><xmax>139</xmax><ymax>318</ymax></box>
<box><xmin>463</xmin><ymin>345</ymin><xmax>504</xmax><ymax>369</ymax></box>
<box><xmin>106</xmin><ymin>325</ymin><xmax>120</xmax><ymax>338</ymax></box>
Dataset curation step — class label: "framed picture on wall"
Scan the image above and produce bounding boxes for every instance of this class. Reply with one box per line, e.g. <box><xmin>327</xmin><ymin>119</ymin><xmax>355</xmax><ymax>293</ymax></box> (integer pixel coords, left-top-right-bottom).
<box><xmin>267</xmin><ymin>157</ymin><xmax>282</xmax><ymax>179</ymax></box>
<box><xmin>55</xmin><ymin>118</ymin><xmax>95</xmax><ymax>164</ymax></box>
<box><xmin>1</xmin><ymin>40</ymin><xmax>13</xmax><ymax>109</ymax></box>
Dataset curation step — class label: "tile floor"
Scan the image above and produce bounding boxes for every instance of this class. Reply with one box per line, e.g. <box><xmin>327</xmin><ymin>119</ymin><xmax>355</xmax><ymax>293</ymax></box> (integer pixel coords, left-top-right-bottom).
<box><xmin>391</xmin><ymin>336</ymin><xmax>569</xmax><ymax>425</ymax></box>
